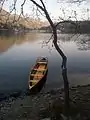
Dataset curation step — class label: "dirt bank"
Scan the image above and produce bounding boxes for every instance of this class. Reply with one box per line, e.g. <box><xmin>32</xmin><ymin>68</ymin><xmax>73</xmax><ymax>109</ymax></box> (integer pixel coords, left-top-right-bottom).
<box><xmin>1</xmin><ymin>85</ymin><xmax>90</xmax><ymax>120</ymax></box>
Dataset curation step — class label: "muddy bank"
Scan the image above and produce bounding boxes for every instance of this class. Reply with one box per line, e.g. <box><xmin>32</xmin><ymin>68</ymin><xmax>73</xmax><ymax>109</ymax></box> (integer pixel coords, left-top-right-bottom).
<box><xmin>1</xmin><ymin>85</ymin><xmax>90</xmax><ymax>120</ymax></box>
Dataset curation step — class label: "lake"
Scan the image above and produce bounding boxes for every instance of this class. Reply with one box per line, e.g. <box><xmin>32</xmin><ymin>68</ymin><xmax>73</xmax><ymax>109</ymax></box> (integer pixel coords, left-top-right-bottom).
<box><xmin>0</xmin><ymin>32</ymin><xmax>90</xmax><ymax>94</ymax></box>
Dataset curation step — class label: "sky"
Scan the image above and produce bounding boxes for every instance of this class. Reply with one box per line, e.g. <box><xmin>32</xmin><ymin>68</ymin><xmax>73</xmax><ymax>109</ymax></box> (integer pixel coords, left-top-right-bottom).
<box><xmin>1</xmin><ymin>0</ymin><xmax>90</xmax><ymax>21</ymax></box>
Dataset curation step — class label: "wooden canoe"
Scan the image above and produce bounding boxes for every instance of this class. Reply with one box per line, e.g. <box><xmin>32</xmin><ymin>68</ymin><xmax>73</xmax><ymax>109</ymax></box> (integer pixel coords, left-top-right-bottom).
<box><xmin>28</xmin><ymin>57</ymin><xmax>48</xmax><ymax>94</ymax></box>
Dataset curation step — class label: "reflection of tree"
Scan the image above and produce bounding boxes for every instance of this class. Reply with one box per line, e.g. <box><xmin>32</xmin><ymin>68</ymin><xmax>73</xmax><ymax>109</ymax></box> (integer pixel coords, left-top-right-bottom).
<box><xmin>76</xmin><ymin>34</ymin><xmax>90</xmax><ymax>51</ymax></box>
<box><xmin>57</xmin><ymin>34</ymin><xmax>80</xmax><ymax>43</ymax></box>
<box><xmin>0</xmin><ymin>36</ymin><xmax>15</xmax><ymax>53</ymax></box>
<box><xmin>57</xmin><ymin>34</ymin><xmax>90</xmax><ymax>51</ymax></box>
<box><xmin>0</xmin><ymin>32</ymin><xmax>38</xmax><ymax>54</ymax></box>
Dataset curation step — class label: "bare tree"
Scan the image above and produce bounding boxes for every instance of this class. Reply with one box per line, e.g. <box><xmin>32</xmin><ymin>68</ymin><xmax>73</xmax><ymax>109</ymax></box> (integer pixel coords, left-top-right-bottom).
<box><xmin>25</xmin><ymin>0</ymin><xmax>70</xmax><ymax>115</ymax></box>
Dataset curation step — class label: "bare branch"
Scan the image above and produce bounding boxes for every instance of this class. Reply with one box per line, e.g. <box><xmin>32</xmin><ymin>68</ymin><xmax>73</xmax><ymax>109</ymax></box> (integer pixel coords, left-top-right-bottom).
<box><xmin>45</xmin><ymin>34</ymin><xmax>53</xmax><ymax>44</ymax></box>
<box><xmin>4</xmin><ymin>0</ymin><xmax>17</xmax><ymax>24</ymax></box>
<box><xmin>21</xmin><ymin>0</ymin><xmax>26</xmax><ymax>15</ymax></box>
<box><xmin>15</xmin><ymin>13</ymin><xmax>22</xmax><ymax>22</ymax></box>
<box><xmin>36</xmin><ymin>7</ymin><xmax>45</xmax><ymax>17</ymax></box>
<box><xmin>30</xmin><ymin>0</ymin><xmax>54</xmax><ymax>27</ymax></box>
<box><xmin>30</xmin><ymin>0</ymin><xmax>44</xmax><ymax>11</ymax></box>
<box><xmin>0</xmin><ymin>0</ymin><xmax>5</xmax><ymax>12</ymax></box>
<box><xmin>40</xmin><ymin>0</ymin><xmax>46</xmax><ymax>10</ymax></box>
<box><xmin>56</xmin><ymin>20</ymin><xmax>76</xmax><ymax>28</ymax></box>
<box><xmin>55</xmin><ymin>20</ymin><xmax>80</xmax><ymax>34</ymax></box>
<box><xmin>69</xmin><ymin>0</ymin><xmax>86</xmax><ymax>4</ymax></box>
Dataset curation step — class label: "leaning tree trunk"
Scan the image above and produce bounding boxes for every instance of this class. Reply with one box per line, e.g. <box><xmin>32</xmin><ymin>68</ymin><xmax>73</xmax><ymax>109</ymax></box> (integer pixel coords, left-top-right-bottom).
<box><xmin>53</xmin><ymin>27</ymin><xmax>69</xmax><ymax>115</ymax></box>
<box><xmin>44</xmin><ymin>9</ymin><xmax>70</xmax><ymax>115</ymax></box>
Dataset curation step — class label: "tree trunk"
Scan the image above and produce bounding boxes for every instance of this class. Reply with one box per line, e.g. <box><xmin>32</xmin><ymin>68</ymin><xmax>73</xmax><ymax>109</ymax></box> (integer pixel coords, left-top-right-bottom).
<box><xmin>62</xmin><ymin>68</ymin><xmax>69</xmax><ymax>115</ymax></box>
<box><xmin>53</xmin><ymin>27</ymin><xmax>69</xmax><ymax>115</ymax></box>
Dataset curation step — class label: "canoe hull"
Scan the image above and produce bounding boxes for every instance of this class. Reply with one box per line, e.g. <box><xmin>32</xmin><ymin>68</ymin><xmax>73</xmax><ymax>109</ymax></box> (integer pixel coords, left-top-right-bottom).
<box><xmin>29</xmin><ymin>70</ymin><xmax>48</xmax><ymax>94</ymax></box>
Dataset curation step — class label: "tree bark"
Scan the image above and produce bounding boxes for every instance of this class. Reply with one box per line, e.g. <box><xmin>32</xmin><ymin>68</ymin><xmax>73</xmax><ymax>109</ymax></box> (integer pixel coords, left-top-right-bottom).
<box><xmin>53</xmin><ymin>27</ymin><xmax>69</xmax><ymax>115</ymax></box>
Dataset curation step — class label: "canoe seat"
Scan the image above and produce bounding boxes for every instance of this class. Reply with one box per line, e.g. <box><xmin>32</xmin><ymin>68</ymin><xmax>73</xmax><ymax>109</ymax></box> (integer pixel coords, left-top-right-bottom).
<box><xmin>33</xmin><ymin>68</ymin><xmax>46</xmax><ymax>71</ymax></box>
<box><xmin>37</xmin><ymin>62</ymin><xmax>47</xmax><ymax>64</ymax></box>
<box><xmin>30</xmin><ymin>74</ymin><xmax>43</xmax><ymax>77</ymax></box>
<box><xmin>30</xmin><ymin>80</ymin><xmax>39</xmax><ymax>82</ymax></box>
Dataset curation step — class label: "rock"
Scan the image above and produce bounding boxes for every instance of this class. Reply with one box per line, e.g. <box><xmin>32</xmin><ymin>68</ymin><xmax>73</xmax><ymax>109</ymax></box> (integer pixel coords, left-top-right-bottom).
<box><xmin>0</xmin><ymin>116</ymin><xmax>3</xmax><ymax>120</ymax></box>
<box><xmin>41</xmin><ymin>118</ymin><xmax>50</xmax><ymax>120</ymax></box>
<box><xmin>51</xmin><ymin>98</ymin><xmax>63</xmax><ymax>115</ymax></box>
<box><xmin>49</xmin><ymin>90</ymin><xmax>56</xmax><ymax>95</ymax></box>
<box><xmin>44</xmin><ymin>94</ymin><xmax>51</xmax><ymax>99</ymax></box>
<box><xmin>10</xmin><ymin>91</ymin><xmax>22</xmax><ymax>98</ymax></box>
<box><xmin>61</xmin><ymin>88</ymin><xmax>64</xmax><ymax>92</ymax></box>
<box><xmin>20</xmin><ymin>104</ymin><xmax>23</xmax><ymax>106</ymax></box>
<box><xmin>70</xmin><ymin>87</ymin><xmax>77</xmax><ymax>91</ymax></box>
<box><xmin>39</xmin><ymin>108</ymin><xmax>50</xmax><ymax>119</ymax></box>
<box><xmin>0</xmin><ymin>95</ymin><xmax>7</xmax><ymax>102</ymax></box>
<box><xmin>60</xmin><ymin>96</ymin><xmax>64</xmax><ymax>101</ymax></box>
<box><xmin>75</xmin><ymin>90</ymin><xmax>79</xmax><ymax>94</ymax></box>
<box><xmin>22</xmin><ymin>112</ymin><xmax>27</xmax><ymax>117</ymax></box>
<box><xmin>77</xmin><ymin>85</ymin><xmax>81</xmax><ymax>88</ymax></box>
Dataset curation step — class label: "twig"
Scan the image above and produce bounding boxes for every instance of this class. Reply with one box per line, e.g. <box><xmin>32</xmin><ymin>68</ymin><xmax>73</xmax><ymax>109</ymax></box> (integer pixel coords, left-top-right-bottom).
<box><xmin>45</xmin><ymin>34</ymin><xmax>53</xmax><ymax>44</ymax></box>
<box><xmin>0</xmin><ymin>0</ymin><xmax>5</xmax><ymax>13</ymax></box>
<box><xmin>30</xmin><ymin>0</ymin><xmax>44</xmax><ymax>11</ymax></box>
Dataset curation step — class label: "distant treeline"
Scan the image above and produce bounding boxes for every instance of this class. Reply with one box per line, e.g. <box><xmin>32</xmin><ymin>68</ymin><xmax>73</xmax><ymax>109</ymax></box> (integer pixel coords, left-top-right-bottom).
<box><xmin>0</xmin><ymin>22</ymin><xmax>31</xmax><ymax>33</ymax></box>
<box><xmin>0</xmin><ymin>9</ymin><xmax>46</xmax><ymax>32</ymax></box>
<box><xmin>39</xmin><ymin>21</ymin><xmax>90</xmax><ymax>34</ymax></box>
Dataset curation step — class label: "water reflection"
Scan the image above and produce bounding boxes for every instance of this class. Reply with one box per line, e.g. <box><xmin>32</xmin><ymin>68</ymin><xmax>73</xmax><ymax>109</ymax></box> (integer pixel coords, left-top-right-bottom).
<box><xmin>0</xmin><ymin>32</ymin><xmax>90</xmax><ymax>94</ymax></box>
<box><xmin>57</xmin><ymin>34</ymin><xmax>90</xmax><ymax>51</ymax></box>
<box><xmin>0</xmin><ymin>32</ymin><xmax>40</xmax><ymax>54</ymax></box>
<box><xmin>76</xmin><ymin>34</ymin><xmax>90</xmax><ymax>51</ymax></box>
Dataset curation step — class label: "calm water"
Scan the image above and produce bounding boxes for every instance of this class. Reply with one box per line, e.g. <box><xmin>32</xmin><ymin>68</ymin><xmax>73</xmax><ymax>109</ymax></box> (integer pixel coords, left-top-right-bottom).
<box><xmin>0</xmin><ymin>32</ymin><xmax>90</xmax><ymax>94</ymax></box>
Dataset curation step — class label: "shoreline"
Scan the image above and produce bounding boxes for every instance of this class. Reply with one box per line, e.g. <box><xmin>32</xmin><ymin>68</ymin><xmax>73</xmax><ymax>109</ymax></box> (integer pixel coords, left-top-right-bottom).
<box><xmin>1</xmin><ymin>84</ymin><xmax>90</xmax><ymax>119</ymax></box>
